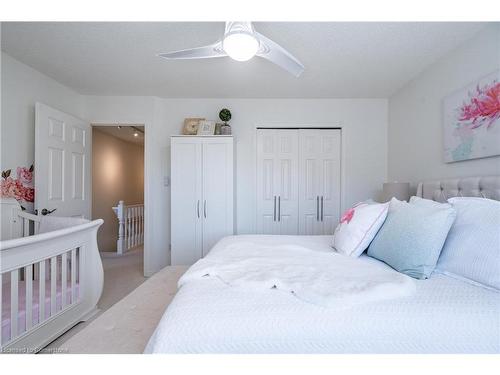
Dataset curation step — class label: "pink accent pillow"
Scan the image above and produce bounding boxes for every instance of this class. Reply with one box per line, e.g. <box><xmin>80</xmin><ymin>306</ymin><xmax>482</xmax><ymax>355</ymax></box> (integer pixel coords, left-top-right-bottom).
<box><xmin>333</xmin><ymin>201</ymin><xmax>389</xmax><ymax>257</ymax></box>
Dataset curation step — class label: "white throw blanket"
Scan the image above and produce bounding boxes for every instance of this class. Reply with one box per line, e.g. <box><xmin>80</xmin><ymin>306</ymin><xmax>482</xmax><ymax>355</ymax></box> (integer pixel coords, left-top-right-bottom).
<box><xmin>179</xmin><ymin>241</ymin><xmax>416</xmax><ymax>308</ymax></box>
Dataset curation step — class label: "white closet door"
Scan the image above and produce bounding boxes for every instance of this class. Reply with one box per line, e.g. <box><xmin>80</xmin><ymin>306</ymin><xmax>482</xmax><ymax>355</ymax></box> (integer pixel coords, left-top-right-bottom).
<box><xmin>256</xmin><ymin>129</ymin><xmax>279</xmax><ymax>234</ymax></box>
<box><xmin>201</xmin><ymin>138</ymin><xmax>234</xmax><ymax>256</ymax></box>
<box><xmin>318</xmin><ymin>130</ymin><xmax>341</xmax><ymax>234</ymax></box>
<box><xmin>171</xmin><ymin>138</ymin><xmax>203</xmax><ymax>265</ymax></box>
<box><xmin>298</xmin><ymin>129</ymin><xmax>341</xmax><ymax>235</ymax></box>
<box><xmin>256</xmin><ymin>129</ymin><xmax>299</xmax><ymax>235</ymax></box>
<box><xmin>274</xmin><ymin>130</ymin><xmax>299</xmax><ymax>234</ymax></box>
<box><xmin>298</xmin><ymin>130</ymin><xmax>323</xmax><ymax>235</ymax></box>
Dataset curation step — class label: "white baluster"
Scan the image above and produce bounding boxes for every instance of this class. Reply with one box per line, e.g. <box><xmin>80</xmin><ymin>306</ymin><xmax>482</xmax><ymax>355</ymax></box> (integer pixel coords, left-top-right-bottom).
<box><xmin>130</xmin><ymin>207</ymin><xmax>134</xmax><ymax>249</ymax></box>
<box><xmin>140</xmin><ymin>206</ymin><xmax>144</xmax><ymax>245</ymax></box>
<box><xmin>134</xmin><ymin>207</ymin><xmax>138</xmax><ymax>247</ymax></box>
<box><xmin>130</xmin><ymin>207</ymin><xmax>134</xmax><ymax>248</ymax></box>
<box><xmin>116</xmin><ymin>200</ymin><xmax>125</xmax><ymax>255</ymax></box>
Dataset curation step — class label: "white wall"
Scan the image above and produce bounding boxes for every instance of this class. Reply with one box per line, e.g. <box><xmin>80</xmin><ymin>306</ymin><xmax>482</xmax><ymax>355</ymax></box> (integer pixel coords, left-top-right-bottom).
<box><xmin>1</xmin><ymin>52</ymin><xmax>83</xmax><ymax>171</ymax></box>
<box><xmin>81</xmin><ymin>96</ymin><xmax>388</xmax><ymax>274</ymax></box>
<box><xmin>388</xmin><ymin>24</ymin><xmax>500</xmax><ymax>190</ymax></box>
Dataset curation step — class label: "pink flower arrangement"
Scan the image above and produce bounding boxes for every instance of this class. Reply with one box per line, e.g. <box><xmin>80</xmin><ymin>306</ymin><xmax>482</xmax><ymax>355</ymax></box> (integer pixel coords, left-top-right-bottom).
<box><xmin>22</xmin><ymin>186</ymin><xmax>35</xmax><ymax>202</ymax></box>
<box><xmin>458</xmin><ymin>80</ymin><xmax>500</xmax><ymax>129</ymax></box>
<box><xmin>1</xmin><ymin>165</ymin><xmax>34</xmax><ymax>204</ymax></box>
<box><xmin>16</xmin><ymin>166</ymin><xmax>33</xmax><ymax>185</ymax></box>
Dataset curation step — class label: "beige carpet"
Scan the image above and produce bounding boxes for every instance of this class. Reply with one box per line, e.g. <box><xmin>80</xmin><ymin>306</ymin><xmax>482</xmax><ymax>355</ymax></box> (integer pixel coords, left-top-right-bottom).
<box><xmin>60</xmin><ymin>265</ymin><xmax>187</xmax><ymax>353</ymax></box>
<box><xmin>43</xmin><ymin>246</ymin><xmax>147</xmax><ymax>351</ymax></box>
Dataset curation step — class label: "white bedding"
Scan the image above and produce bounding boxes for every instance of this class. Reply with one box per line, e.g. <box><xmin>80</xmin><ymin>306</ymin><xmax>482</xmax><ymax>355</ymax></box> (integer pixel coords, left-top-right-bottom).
<box><xmin>145</xmin><ymin>235</ymin><xmax>500</xmax><ymax>354</ymax></box>
<box><xmin>178</xmin><ymin>239</ymin><xmax>415</xmax><ymax>308</ymax></box>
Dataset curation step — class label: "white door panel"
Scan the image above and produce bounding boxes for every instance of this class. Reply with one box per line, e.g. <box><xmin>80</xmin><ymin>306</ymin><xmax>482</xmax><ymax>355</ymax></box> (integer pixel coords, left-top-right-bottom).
<box><xmin>171</xmin><ymin>139</ymin><xmax>203</xmax><ymax>265</ymax></box>
<box><xmin>35</xmin><ymin>103</ymin><xmax>90</xmax><ymax>218</ymax></box>
<box><xmin>171</xmin><ymin>136</ymin><xmax>233</xmax><ymax>265</ymax></box>
<box><xmin>274</xmin><ymin>130</ymin><xmax>299</xmax><ymax>234</ymax></box>
<box><xmin>256</xmin><ymin>129</ymin><xmax>298</xmax><ymax>234</ymax></box>
<box><xmin>202</xmin><ymin>139</ymin><xmax>234</xmax><ymax>256</ymax></box>
<box><xmin>298</xmin><ymin>129</ymin><xmax>341</xmax><ymax>235</ymax></box>
<box><xmin>318</xmin><ymin>133</ymin><xmax>341</xmax><ymax>234</ymax></box>
<box><xmin>256</xmin><ymin>130</ymin><xmax>279</xmax><ymax>234</ymax></box>
<box><xmin>298</xmin><ymin>131</ymin><xmax>322</xmax><ymax>235</ymax></box>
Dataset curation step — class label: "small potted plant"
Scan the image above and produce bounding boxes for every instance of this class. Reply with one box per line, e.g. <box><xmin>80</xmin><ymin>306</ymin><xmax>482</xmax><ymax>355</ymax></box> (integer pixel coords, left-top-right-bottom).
<box><xmin>219</xmin><ymin>108</ymin><xmax>232</xmax><ymax>135</ymax></box>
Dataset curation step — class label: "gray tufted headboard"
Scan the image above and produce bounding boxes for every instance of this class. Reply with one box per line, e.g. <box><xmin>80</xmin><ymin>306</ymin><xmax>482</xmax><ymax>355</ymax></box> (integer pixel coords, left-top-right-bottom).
<box><xmin>416</xmin><ymin>176</ymin><xmax>500</xmax><ymax>202</ymax></box>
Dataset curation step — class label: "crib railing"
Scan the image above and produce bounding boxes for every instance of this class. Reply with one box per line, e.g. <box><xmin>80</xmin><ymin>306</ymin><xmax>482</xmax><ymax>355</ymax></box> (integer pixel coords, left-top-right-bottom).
<box><xmin>0</xmin><ymin>213</ymin><xmax>103</xmax><ymax>353</ymax></box>
<box><xmin>112</xmin><ymin>201</ymin><xmax>144</xmax><ymax>255</ymax></box>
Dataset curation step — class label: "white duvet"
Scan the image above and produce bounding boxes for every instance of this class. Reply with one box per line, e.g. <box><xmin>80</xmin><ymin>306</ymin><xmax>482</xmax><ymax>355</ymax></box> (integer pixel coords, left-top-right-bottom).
<box><xmin>145</xmin><ymin>235</ymin><xmax>500</xmax><ymax>354</ymax></box>
<box><xmin>178</xmin><ymin>240</ymin><xmax>415</xmax><ymax>308</ymax></box>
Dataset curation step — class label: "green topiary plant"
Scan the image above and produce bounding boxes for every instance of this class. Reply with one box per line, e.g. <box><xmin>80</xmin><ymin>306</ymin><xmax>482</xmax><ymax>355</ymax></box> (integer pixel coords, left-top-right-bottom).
<box><xmin>219</xmin><ymin>108</ymin><xmax>232</xmax><ymax>124</ymax></box>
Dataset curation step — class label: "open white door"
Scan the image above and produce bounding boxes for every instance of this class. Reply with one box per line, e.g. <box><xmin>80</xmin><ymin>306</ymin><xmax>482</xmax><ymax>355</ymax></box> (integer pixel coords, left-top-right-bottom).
<box><xmin>35</xmin><ymin>103</ymin><xmax>91</xmax><ymax>218</ymax></box>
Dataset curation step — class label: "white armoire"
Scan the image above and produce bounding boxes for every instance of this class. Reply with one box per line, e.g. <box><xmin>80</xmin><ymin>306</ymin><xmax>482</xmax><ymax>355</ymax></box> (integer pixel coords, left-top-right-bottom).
<box><xmin>171</xmin><ymin>136</ymin><xmax>234</xmax><ymax>265</ymax></box>
<box><xmin>256</xmin><ymin>128</ymin><xmax>341</xmax><ymax>235</ymax></box>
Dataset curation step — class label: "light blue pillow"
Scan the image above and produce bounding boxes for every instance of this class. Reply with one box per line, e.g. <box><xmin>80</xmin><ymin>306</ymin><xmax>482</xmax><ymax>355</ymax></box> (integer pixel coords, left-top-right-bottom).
<box><xmin>435</xmin><ymin>197</ymin><xmax>500</xmax><ymax>291</ymax></box>
<box><xmin>367</xmin><ymin>198</ymin><xmax>456</xmax><ymax>279</ymax></box>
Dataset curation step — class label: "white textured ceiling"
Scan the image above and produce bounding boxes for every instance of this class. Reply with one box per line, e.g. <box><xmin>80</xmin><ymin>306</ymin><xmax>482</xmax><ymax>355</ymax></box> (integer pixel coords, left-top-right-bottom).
<box><xmin>1</xmin><ymin>22</ymin><xmax>488</xmax><ymax>98</ymax></box>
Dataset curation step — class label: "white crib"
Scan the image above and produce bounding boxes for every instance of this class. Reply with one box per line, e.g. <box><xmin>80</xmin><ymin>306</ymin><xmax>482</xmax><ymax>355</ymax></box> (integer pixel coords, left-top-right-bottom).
<box><xmin>0</xmin><ymin>198</ymin><xmax>104</xmax><ymax>353</ymax></box>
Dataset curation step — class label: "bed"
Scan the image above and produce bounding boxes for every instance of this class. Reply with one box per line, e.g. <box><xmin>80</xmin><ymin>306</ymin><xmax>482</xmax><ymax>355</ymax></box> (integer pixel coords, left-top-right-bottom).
<box><xmin>145</xmin><ymin>176</ymin><xmax>500</xmax><ymax>354</ymax></box>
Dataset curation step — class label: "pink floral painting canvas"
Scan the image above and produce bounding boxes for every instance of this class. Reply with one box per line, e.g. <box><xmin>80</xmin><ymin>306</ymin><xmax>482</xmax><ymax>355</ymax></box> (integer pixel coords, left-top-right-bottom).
<box><xmin>443</xmin><ymin>70</ymin><xmax>500</xmax><ymax>163</ymax></box>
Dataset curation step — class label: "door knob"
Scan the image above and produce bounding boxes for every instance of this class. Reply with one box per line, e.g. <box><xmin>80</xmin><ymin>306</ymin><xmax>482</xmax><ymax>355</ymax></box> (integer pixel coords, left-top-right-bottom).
<box><xmin>36</xmin><ymin>208</ymin><xmax>57</xmax><ymax>216</ymax></box>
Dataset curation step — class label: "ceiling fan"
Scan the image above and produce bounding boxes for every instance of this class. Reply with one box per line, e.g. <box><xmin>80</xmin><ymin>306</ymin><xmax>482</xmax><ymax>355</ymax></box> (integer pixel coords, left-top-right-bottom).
<box><xmin>158</xmin><ymin>22</ymin><xmax>304</xmax><ymax>77</ymax></box>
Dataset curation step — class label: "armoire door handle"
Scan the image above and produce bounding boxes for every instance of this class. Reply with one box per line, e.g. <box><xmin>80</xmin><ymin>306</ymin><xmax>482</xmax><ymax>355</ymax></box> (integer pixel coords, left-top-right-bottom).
<box><xmin>204</xmin><ymin>200</ymin><xmax>207</xmax><ymax>218</ymax></box>
<box><xmin>273</xmin><ymin>196</ymin><xmax>276</xmax><ymax>221</ymax></box>
<box><xmin>316</xmin><ymin>196</ymin><xmax>319</xmax><ymax>221</ymax></box>
<box><xmin>321</xmin><ymin>196</ymin><xmax>324</xmax><ymax>221</ymax></box>
<box><xmin>278</xmin><ymin>196</ymin><xmax>281</xmax><ymax>222</ymax></box>
<box><xmin>197</xmin><ymin>200</ymin><xmax>200</xmax><ymax>218</ymax></box>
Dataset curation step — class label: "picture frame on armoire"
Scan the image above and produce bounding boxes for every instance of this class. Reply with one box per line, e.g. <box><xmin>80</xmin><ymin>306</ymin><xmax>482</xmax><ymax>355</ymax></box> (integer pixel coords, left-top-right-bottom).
<box><xmin>197</xmin><ymin>120</ymin><xmax>216</xmax><ymax>135</ymax></box>
<box><xmin>182</xmin><ymin>118</ymin><xmax>205</xmax><ymax>135</ymax></box>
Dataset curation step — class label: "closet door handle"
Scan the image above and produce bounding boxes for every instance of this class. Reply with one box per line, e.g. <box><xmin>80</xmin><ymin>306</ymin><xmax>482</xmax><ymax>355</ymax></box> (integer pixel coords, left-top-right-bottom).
<box><xmin>273</xmin><ymin>196</ymin><xmax>276</xmax><ymax>221</ymax></box>
<box><xmin>316</xmin><ymin>196</ymin><xmax>320</xmax><ymax>221</ymax></box>
<box><xmin>278</xmin><ymin>196</ymin><xmax>281</xmax><ymax>222</ymax></box>
<box><xmin>204</xmin><ymin>200</ymin><xmax>207</xmax><ymax>219</ymax></box>
<box><xmin>197</xmin><ymin>200</ymin><xmax>200</xmax><ymax>218</ymax></box>
<box><xmin>321</xmin><ymin>196</ymin><xmax>324</xmax><ymax>221</ymax></box>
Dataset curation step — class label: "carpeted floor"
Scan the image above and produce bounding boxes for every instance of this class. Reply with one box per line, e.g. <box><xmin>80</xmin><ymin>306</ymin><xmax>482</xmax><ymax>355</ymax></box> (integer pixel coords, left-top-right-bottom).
<box><xmin>42</xmin><ymin>246</ymin><xmax>146</xmax><ymax>351</ymax></box>
<box><xmin>60</xmin><ymin>265</ymin><xmax>186</xmax><ymax>353</ymax></box>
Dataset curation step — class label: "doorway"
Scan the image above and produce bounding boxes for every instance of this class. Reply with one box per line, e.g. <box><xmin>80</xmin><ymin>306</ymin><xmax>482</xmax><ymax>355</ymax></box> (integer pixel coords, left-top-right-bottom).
<box><xmin>91</xmin><ymin>124</ymin><xmax>146</xmax><ymax>305</ymax></box>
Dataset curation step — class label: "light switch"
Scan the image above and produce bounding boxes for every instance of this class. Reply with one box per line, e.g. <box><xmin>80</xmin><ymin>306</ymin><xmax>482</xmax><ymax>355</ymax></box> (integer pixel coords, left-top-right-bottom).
<box><xmin>164</xmin><ymin>176</ymin><xmax>170</xmax><ymax>187</ymax></box>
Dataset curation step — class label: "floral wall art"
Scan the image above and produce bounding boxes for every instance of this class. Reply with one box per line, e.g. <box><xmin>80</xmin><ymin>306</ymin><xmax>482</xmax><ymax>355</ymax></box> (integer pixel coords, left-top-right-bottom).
<box><xmin>1</xmin><ymin>165</ymin><xmax>35</xmax><ymax>210</ymax></box>
<box><xmin>443</xmin><ymin>70</ymin><xmax>500</xmax><ymax>163</ymax></box>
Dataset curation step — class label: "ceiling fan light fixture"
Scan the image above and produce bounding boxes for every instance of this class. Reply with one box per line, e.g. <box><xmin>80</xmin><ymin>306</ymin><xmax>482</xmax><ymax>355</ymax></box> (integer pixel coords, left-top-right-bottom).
<box><xmin>223</xmin><ymin>32</ymin><xmax>259</xmax><ymax>62</ymax></box>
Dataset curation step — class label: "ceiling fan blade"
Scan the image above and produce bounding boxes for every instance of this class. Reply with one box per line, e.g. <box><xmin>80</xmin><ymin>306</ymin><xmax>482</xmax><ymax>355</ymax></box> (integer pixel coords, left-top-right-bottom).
<box><xmin>255</xmin><ymin>32</ymin><xmax>304</xmax><ymax>77</ymax></box>
<box><xmin>158</xmin><ymin>41</ymin><xmax>226</xmax><ymax>60</ymax></box>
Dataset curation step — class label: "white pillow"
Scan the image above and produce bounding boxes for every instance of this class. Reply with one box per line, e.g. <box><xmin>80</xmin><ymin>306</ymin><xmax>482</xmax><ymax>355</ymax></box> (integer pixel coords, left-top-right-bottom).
<box><xmin>333</xmin><ymin>201</ymin><xmax>389</xmax><ymax>257</ymax></box>
<box><xmin>434</xmin><ymin>197</ymin><xmax>500</xmax><ymax>290</ymax></box>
